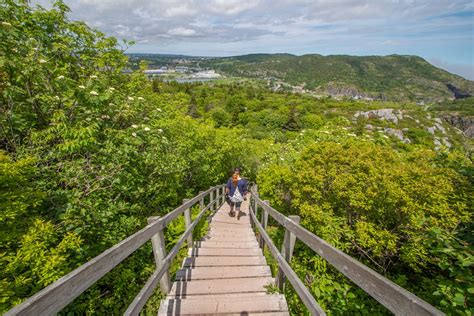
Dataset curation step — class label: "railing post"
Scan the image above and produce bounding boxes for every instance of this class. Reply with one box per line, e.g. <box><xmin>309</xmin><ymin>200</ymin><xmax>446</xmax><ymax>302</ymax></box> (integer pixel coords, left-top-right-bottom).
<box><xmin>199</xmin><ymin>191</ymin><xmax>204</xmax><ymax>212</ymax></box>
<box><xmin>221</xmin><ymin>186</ymin><xmax>225</xmax><ymax>206</ymax></box>
<box><xmin>259</xmin><ymin>200</ymin><xmax>269</xmax><ymax>251</ymax></box>
<box><xmin>183</xmin><ymin>199</ymin><xmax>193</xmax><ymax>247</ymax></box>
<box><xmin>147</xmin><ymin>216</ymin><xmax>171</xmax><ymax>293</ymax></box>
<box><xmin>277</xmin><ymin>215</ymin><xmax>300</xmax><ymax>291</ymax></box>
<box><xmin>209</xmin><ymin>186</ymin><xmax>214</xmax><ymax>211</ymax></box>
<box><xmin>253</xmin><ymin>192</ymin><xmax>258</xmax><ymax>220</ymax></box>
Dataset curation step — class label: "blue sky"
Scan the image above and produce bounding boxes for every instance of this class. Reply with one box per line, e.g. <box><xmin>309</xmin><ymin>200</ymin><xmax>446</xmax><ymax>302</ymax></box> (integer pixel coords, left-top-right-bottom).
<box><xmin>36</xmin><ymin>0</ymin><xmax>474</xmax><ymax>79</ymax></box>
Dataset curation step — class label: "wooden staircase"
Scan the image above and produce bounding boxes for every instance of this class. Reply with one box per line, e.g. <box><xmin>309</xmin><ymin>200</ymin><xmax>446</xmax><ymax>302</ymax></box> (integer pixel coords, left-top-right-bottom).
<box><xmin>158</xmin><ymin>198</ymin><xmax>290</xmax><ymax>315</ymax></box>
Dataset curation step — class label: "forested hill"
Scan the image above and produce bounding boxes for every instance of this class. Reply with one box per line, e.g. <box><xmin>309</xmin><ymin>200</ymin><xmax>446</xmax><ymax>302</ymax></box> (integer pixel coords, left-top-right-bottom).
<box><xmin>202</xmin><ymin>53</ymin><xmax>474</xmax><ymax>101</ymax></box>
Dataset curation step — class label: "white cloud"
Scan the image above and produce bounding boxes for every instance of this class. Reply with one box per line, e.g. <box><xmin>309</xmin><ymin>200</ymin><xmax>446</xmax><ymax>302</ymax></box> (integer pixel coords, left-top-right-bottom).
<box><xmin>31</xmin><ymin>0</ymin><xmax>473</xmax><ymax>77</ymax></box>
<box><xmin>167</xmin><ymin>27</ymin><xmax>197</xmax><ymax>37</ymax></box>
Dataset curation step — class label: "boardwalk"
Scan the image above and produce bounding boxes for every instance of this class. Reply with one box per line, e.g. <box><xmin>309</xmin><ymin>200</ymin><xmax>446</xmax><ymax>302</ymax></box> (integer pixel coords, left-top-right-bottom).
<box><xmin>158</xmin><ymin>198</ymin><xmax>290</xmax><ymax>315</ymax></box>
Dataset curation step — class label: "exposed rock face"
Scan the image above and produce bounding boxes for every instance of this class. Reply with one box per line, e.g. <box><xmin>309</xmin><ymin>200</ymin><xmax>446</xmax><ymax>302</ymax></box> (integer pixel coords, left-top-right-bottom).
<box><xmin>384</xmin><ymin>128</ymin><xmax>411</xmax><ymax>144</ymax></box>
<box><xmin>446</xmin><ymin>83</ymin><xmax>472</xmax><ymax>99</ymax></box>
<box><xmin>354</xmin><ymin>109</ymin><xmax>403</xmax><ymax>124</ymax></box>
<box><xmin>442</xmin><ymin>114</ymin><xmax>474</xmax><ymax>138</ymax></box>
<box><xmin>322</xmin><ymin>83</ymin><xmax>372</xmax><ymax>99</ymax></box>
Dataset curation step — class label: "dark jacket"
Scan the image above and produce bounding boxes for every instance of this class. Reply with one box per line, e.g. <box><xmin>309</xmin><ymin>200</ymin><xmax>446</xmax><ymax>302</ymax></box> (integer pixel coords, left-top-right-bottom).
<box><xmin>226</xmin><ymin>178</ymin><xmax>248</xmax><ymax>197</ymax></box>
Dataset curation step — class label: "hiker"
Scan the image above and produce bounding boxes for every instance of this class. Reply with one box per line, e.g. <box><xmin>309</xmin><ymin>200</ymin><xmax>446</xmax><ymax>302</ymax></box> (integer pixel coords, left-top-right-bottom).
<box><xmin>225</xmin><ymin>167</ymin><xmax>248</xmax><ymax>219</ymax></box>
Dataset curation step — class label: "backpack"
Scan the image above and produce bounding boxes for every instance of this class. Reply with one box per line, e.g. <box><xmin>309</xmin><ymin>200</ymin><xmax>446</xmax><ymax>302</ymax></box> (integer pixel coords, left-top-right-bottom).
<box><xmin>230</xmin><ymin>184</ymin><xmax>244</xmax><ymax>203</ymax></box>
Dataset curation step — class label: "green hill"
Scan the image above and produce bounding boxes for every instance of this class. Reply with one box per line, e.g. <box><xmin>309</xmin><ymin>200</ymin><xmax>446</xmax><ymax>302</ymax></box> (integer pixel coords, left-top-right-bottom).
<box><xmin>201</xmin><ymin>54</ymin><xmax>474</xmax><ymax>101</ymax></box>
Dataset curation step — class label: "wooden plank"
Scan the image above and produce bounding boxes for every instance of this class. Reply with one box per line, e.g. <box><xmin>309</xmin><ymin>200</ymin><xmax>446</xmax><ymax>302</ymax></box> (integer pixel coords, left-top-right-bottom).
<box><xmin>201</xmin><ymin>235</ymin><xmax>256</xmax><ymax>243</ymax></box>
<box><xmin>277</xmin><ymin>215</ymin><xmax>300</xmax><ymax>291</ymax></box>
<box><xmin>188</xmin><ymin>247</ymin><xmax>263</xmax><ymax>257</ymax></box>
<box><xmin>158</xmin><ymin>294</ymin><xmax>288</xmax><ymax>315</ymax></box>
<box><xmin>182</xmin><ymin>256</ymin><xmax>267</xmax><ymax>267</ymax></box>
<box><xmin>194</xmin><ymin>241</ymin><xmax>259</xmax><ymax>249</ymax></box>
<box><xmin>175</xmin><ymin>266</ymin><xmax>272</xmax><ymax>280</ymax></box>
<box><xmin>168</xmin><ymin>277</ymin><xmax>275</xmax><ymax>297</ymax></box>
<box><xmin>250</xmin><ymin>209</ymin><xmax>326</xmax><ymax>316</ymax></box>
<box><xmin>183</xmin><ymin>199</ymin><xmax>193</xmax><ymax>247</ymax></box>
<box><xmin>253</xmin><ymin>193</ymin><xmax>444</xmax><ymax>316</ymax></box>
<box><xmin>148</xmin><ymin>217</ymin><xmax>171</xmax><ymax>293</ymax></box>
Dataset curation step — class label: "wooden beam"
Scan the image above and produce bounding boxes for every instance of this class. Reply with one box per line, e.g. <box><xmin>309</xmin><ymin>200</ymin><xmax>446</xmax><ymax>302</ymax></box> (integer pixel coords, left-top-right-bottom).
<box><xmin>277</xmin><ymin>215</ymin><xmax>300</xmax><ymax>291</ymax></box>
<box><xmin>147</xmin><ymin>216</ymin><xmax>171</xmax><ymax>293</ymax></box>
<box><xmin>183</xmin><ymin>199</ymin><xmax>193</xmax><ymax>247</ymax></box>
<box><xmin>259</xmin><ymin>200</ymin><xmax>269</xmax><ymax>251</ymax></box>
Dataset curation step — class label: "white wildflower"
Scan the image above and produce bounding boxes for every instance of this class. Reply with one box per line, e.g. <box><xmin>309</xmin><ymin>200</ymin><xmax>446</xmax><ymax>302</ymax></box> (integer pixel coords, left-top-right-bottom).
<box><xmin>39</xmin><ymin>59</ymin><xmax>47</xmax><ymax>64</ymax></box>
<box><xmin>144</xmin><ymin>117</ymin><xmax>150</xmax><ymax>121</ymax></box>
<box><xmin>108</xmin><ymin>87</ymin><xmax>115</xmax><ymax>91</ymax></box>
<box><xmin>128</xmin><ymin>96</ymin><xmax>135</xmax><ymax>101</ymax></box>
<box><xmin>157</xmin><ymin>128</ymin><xmax>163</xmax><ymax>133</ymax></box>
<box><xmin>86</xmin><ymin>118</ymin><xmax>92</xmax><ymax>122</ymax></box>
<box><xmin>144</xmin><ymin>127</ymin><xmax>150</xmax><ymax>131</ymax></box>
<box><xmin>2</xmin><ymin>22</ymin><xmax>12</xmax><ymax>27</ymax></box>
<box><xmin>382</xmin><ymin>135</ymin><xmax>389</xmax><ymax>139</ymax></box>
<box><xmin>85</xmin><ymin>110</ymin><xmax>92</xmax><ymax>114</ymax></box>
<box><xmin>79</xmin><ymin>85</ymin><xmax>86</xmax><ymax>89</ymax></box>
<box><xmin>137</xmin><ymin>97</ymin><xmax>144</xmax><ymax>100</ymax></box>
<box><xmin>90</xmin><ymin>91</ymin><xmax>99</xmax><ymax>96</ymax></box>
<box><xmin>280</xmin><ymin>157</ymin><xmax>284</xmax><ymax>161</ymax></box>
<box><xmin>323</xmin><ymin>131</ymin><xmax>330</xmax><ymax>134</ymax></box>
<box><xmin>348</xmin><ymin>133</ymin><xmax>357</xmax><ymax>137</ymax></box>
<box><xmin>57</xmin><ymin>75</ymin><xmax>65</xmax><ymax>80</ymax></box>
<box><xmin>101</xmin><ymin>115</ymin><xmax>110</xmax><ymax>119</ymax></box>
<box><xmin>132</xmin><ymin>124</ymin><xmax>138</xmax><ymax>128</ymax></box>
<box><xmin>132</xmin><ymin>132</ymin><xmax>137</xmax><ymax>137</ymax></box>
<box><xmin>157</xmin><ymin>108</ymin><xmax>162</xmax><ymax>112</ymax></box>
<box><xmin>90</xmin><ymin>75</ymin><xmax>98</xmax><ymax>79</ymax></box>
<box><xmin>162</xmin><ymin>136</ymin><xmax>167</xmax><ymax>140</ymax></box>
<box><xmin>54</xmin><ymin>96</ymin><xmax>60</xmax><ymax>100</ymax></box>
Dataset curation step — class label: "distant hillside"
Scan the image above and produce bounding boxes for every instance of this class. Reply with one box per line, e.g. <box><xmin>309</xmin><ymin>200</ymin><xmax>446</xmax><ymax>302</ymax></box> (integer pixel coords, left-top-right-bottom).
<box><xmin>201</xmin><ymin>54</ymin><xmax>474</xmax><ymax>101</ymax></box>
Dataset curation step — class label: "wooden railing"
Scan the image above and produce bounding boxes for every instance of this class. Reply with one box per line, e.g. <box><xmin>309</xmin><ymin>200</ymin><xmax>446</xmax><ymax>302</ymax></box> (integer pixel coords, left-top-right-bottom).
<box><xmin>5</xmin><ymin>184</ymin><xmax>226</xmax><ymax>316</ymax></box>
<box><xmin>249</xmin><ymin>185</ymin><xmax>444</xmax><ymax>316</ymax></box>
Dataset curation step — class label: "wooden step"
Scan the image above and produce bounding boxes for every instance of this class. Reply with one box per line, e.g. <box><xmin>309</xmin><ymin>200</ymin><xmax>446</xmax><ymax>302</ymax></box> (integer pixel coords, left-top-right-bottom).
<box><xmin>182</xmin><ymin>256</ymin><xmax>267</xmax><ymax>267</ymax></box>
<box><xmin>211</xmin><ymin>219</ymin><xmax>250</xmax><ymax>226</ymax></box>
<box><xmin>158</xmin><ymin>294</ymin><xmax>289</xmax><ymax>315</ymax></box>
<box><xmin>195</xmin><ymin>240</ymin><xmax>259</xmax><ymax>249</ymax></box>
<box><xmin>175</xmin><ymin>265</ymin><xmax>272</xmax><ymax>281</ymax></box>
<box><xmin>188</xmin><ymin>247</ymin><xmax>262</xmax><ymax>257</ymax></box>
<box><xmin>168</xmin><ymin>277</ymin><xmax>275</xmax><ymax>297</ymax></box>
<box><xmin>209</xmin><ymin>225</ymin><xmax>254</xmax><ymax>234</ymax></box>
<box><xmin>201</xmin><ymin>235</ymin><xmax>256</xmax><ymax>242</ymax></box>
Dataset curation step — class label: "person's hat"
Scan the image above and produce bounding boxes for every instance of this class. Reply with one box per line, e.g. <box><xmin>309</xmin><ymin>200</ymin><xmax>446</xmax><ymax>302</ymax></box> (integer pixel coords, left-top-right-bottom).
<box><xmin>234</xmin><ymin>167</ymin><xmax>241</xmax><ymax>173</ymax></box>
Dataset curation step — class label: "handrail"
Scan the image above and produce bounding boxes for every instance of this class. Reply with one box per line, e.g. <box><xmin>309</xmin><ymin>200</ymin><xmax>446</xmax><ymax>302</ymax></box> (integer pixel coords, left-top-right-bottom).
<box><xmin>249</xmin><ymin>205</ymin><xmax>326</xmax><ymax>315</ymax></box>
<box><xmin>250</xmin><ymin>186</ymin><xmax>444</xmax><ymax>316</ymax></box>
<box><xmin>125</xmin><ymin>189</ymin><xmax>225</xmax><ymax>315</ymax></box>
<box><xmin>6</xmin><ymin>184</ymin><xmax>226</xmax><ymax>316</ymax></box>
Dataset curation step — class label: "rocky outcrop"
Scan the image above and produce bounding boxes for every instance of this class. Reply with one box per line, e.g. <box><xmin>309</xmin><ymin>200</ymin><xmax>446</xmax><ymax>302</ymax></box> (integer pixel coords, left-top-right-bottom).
<box><xmin>321</xmin><ymin>83</ymin><xmax>373</xmax><ymax>99</ymax></box>
<box><xmin>442</xmin><ymin>114</ymin><xmax>474</xmax><ymax>138</ymax></box>
<box><xmin>354</xmin><ymin>109</ymin><xmax>403</xmax><ymax>124</ymax></box>
<box><xmin>384</xmin><ymin>128</ymin><xmax>411</xmax><ymax>144</ymax></box>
